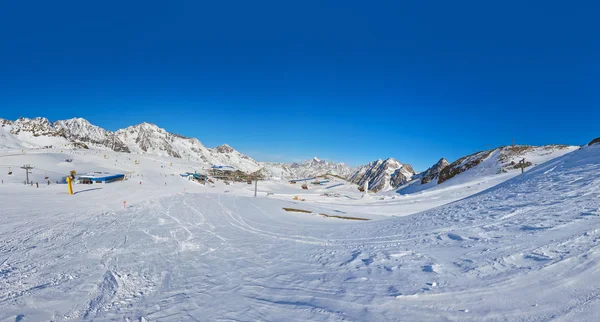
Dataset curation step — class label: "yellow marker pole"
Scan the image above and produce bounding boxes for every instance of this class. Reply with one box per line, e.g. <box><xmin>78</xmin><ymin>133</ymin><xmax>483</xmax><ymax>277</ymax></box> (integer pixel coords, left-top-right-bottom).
<box><xmin>66</xmin><ymin>176</ymin><xmax>73</xmax><ymax>195</ymax></box>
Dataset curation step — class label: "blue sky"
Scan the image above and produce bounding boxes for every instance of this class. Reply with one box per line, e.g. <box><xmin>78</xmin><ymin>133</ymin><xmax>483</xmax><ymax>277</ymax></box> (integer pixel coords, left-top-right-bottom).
<box><xmin>0</xmin><ymin>1</ymin><xmax>598</xmax><ymax>170</ymax></box>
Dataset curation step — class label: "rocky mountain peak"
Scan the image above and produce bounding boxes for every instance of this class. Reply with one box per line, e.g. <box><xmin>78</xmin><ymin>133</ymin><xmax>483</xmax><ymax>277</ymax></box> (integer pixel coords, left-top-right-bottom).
<box><xmin>436</xmin><ymin>158</ymin><xmax>449</xmax><ymax>167</ymax></box>
<box><xmin>0</xmin><ymin>118</ymin><xmax>13</xmax><ymax>126</ymax></box>
<box><xmin>349</xmin><ymin>157</ymin><xmax>414</xmax><ymax>192</ymax></box>
<box><xmin>420</xmin><ymin>158</ymin><xmax>450</xmax><ymax>184</ymax></box>
<box><xmin>215</xmin><ymin>144</ymin><xmax>235</xmax><ymax>153</ymax></box>
<box><xmin>11</xmin><ymin>117</ymin><xmax>58</xmax><ymax>136</ymax></box>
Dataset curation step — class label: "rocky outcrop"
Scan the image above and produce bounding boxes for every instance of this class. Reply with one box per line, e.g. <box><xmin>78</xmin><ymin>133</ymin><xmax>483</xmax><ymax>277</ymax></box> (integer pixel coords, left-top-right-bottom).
<box><xmin>11</xmin><ymin>117</ymin><xmax>60</xmax><ymax>137</ymax></box>
<box><xmin>215</xmin><ymin>144</ymin><xmax>235</xmax><ymax>154</ymax></box>
<box><xmin>589</xmin><ymin>138</ymin><xmax>600</xmax><ymax>146</ymax></box>
<box><xmin>438</xmin><ymin>150</ymin><xmax>493</xmax><ymax>184</ymax></box>
<box><xmin>420</xmin><ymin>158</ymin><xmax>449</xmax><ymax>184</ymax></box>
<box><xmin>349</xmin><ymin>158</ymin><xmax>415</xmax><ymax>192</ymax></box>
<box><xmin>0</xmin><ymin>118</ymin><xmax>13</xmax><ymax>126</ymax></box>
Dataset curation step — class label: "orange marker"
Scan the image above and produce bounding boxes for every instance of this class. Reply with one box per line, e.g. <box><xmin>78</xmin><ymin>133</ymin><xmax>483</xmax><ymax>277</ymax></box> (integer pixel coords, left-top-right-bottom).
<box><xmin>123</xmin><ymin>200</ymin><xmax>126</xmax><ymax>208</ymax></box>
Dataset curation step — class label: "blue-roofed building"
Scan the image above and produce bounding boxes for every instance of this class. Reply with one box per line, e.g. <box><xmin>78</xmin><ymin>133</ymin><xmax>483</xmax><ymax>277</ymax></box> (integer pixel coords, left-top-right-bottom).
<box><xmin>78</xmin><ymin>172</ymin><xmax>125</xmax><ymax>184</ymax></box>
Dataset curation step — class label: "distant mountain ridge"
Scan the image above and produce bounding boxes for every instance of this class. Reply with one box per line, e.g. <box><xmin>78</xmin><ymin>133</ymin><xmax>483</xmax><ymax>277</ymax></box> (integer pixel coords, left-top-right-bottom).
<box><xmin>0</xmin><ymin>117</ymin><xmax>352</xmax><ymax>177</ymax></box>
<box><xmin>289</xmin><ymin>157</ymin><xmax>353</xmax><ymax>178</ymax></box>
<box><xmin>0</xmin><ymin>117</ymin><xmax>264</xmax><ymax>172</ymax></box>
<box><xmin>0</xmin><ymin>117</ymin><xmax>581</xmax><ymax>190</ymax></box>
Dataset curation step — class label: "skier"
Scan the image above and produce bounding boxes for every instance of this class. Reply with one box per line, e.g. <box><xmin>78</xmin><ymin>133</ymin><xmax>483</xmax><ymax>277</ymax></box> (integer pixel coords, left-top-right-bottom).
<box><xmin>36</xmin><ymin>182</ymin><xmax>39</xmax><ymax>188</ymax></box>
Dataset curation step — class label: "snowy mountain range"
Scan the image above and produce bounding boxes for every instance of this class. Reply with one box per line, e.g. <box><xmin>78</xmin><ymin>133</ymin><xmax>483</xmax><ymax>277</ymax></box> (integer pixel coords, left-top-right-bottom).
<box><xmin>0</xmin><ymin>117</ymin><xmax>582</xmax><ymax>191</ymax></box>
<box><xmin>0</xmin><ymin>117</ymin><xmax>352</xmax><ymax>177</ymax></box>
<box><xmin>0</xmin><ymin>117</ymin><xmax>265</xmax><ymax>172</ymax></box>
<box><xmin>255</xmin><ymin>158</ymin><xmax>353</xmax><ymax>180</ymax></box>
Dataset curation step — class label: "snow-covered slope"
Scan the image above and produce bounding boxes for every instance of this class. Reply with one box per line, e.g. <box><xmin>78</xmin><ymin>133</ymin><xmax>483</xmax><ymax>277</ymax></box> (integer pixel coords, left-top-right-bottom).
<box><xmin>1</xmin><ymin>139</ymin><xmax>598</xmax><ymax>320</ymax></box>
<box><xmin>349</xmin><ymin>158</ymin><xmax>415</xmax><ymax>192</ymax></box>
<box><xmin>437</xmin><ymin>145</ymin><xmax>577</xmax><ymax>185</ymax></box>
<box><xmin>209</xmin><ymin>144</ymin><xmax>263</xmax><ymax>173</ymax></box>
<box><xmin>398</xmin><ymin>144</ymin><xmax>578</xmax><ymax>195</ymax></box>
<box><xmin>0</xmin><ymin>122</ymin><xmax>24</xmax><ymax>149</ymax></box>
<box><xmin>259</xmin><ymin>162</ymin><xmax>297</xmax><ymax>180</ymax></box>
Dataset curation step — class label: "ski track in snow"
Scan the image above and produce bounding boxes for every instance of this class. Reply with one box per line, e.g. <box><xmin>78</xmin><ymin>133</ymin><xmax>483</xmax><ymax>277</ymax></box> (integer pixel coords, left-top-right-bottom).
<box><xmin>0</xmin><ymin>146</ymin><xmax>599</xmax><ymax>321</ymax></box>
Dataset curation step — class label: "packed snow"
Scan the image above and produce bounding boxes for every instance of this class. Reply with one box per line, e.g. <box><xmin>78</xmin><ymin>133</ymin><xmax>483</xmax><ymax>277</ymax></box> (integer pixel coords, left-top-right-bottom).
<box><xmin>1</xmin><ymin>142</ymin><xmax>599</xmax><ymax>321</ymax></box>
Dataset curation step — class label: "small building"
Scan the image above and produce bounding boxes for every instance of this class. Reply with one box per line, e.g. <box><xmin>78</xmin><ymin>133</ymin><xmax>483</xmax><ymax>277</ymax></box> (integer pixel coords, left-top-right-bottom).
<box><xmin>180</xmin><ymin>172</ymin><xmax>195</xmax><ymax>178</ymax></box>
<box><xmin>78</xmin><ymin>172</ymin><xmax>125</xmax><ymax>184</ymax></box>
<box><xmin>181</xmin><ymin>172</ymin><xmax>208</xmax><ymax>184</ymax></box>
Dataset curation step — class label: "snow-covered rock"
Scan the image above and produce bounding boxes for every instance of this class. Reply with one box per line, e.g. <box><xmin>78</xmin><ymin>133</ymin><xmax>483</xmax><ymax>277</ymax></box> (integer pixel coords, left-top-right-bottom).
<box><xmin>349</xmin><ymin>158</ymin><xmax>416</xmax><ymax>192</ymax></box>
<box><xmin>11</xmin><ymin>117</ymin><xmax>58</xmax><ymax>137</ymax></box>
<box><xmin>420</xmin><ymin>158</ymin><xmax>450</xmax><ymax>184</ymax></box>
<box><xmin>54</xmin><ymin>118</ymin><xmax>130</xmax><ymax>152</ymax></box>
<box><xmin>288</xmin><ymin>157</ymin><xmax>353</xmax><ymax>178</ymax></box>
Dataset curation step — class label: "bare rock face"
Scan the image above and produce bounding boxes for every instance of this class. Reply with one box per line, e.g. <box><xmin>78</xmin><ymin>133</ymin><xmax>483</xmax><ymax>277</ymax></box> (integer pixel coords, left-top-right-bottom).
<box><xmin>438</xmin><ymin>150</ymin><xmax>493</xmax><ymax>184</ymax></box>
<box><xmin>215</xmin><ymin>144</ymin><xmax>235</xmax><ymax>154</ymax></box>
<box><xmin>349</xmin><ymin>158</ymin><xmax>415</xmax><ymax>192</ymax></box>
<box><xmin>391</xmin><ymin>163</ymin><xmax>415</xmax><ymax>187</ymax></box>
<box><xmin>420</xmin><ymin>158</ymin><xmax>450</xmax><ymax>184</ymax></box>
<box><xmin>589</xmin><ymin>138</ymin><xmax>600</xmax><ymax>146</ymax></box>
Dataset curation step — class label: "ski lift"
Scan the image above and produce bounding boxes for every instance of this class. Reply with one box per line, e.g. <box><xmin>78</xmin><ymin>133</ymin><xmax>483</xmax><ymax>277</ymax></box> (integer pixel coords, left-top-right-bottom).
<box><xmin>8</xmin><ymin>167</ymin><xmax>12</xmax><ymax>175</ymax></box>
<box><xmin>44</xmin><ymin>172</ymin><xmax>49</xmax><ymax>180</ymax></box>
